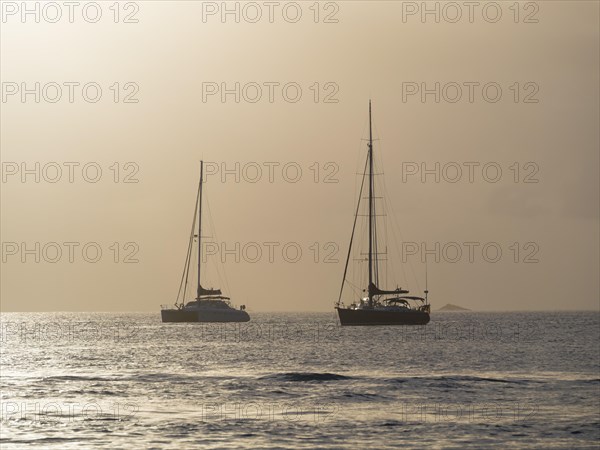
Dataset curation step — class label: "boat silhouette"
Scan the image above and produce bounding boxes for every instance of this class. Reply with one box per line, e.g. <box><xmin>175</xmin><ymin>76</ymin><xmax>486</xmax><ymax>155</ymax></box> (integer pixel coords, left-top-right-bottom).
<box><xmin>161</xmin><ymin>161</ymin><xmax>250</xmax><ymax>323</ymax></box>
<box><xmin>335</xmin><ymin>102</ymin><xmax>431</xmax><ymax>326</ymax></box>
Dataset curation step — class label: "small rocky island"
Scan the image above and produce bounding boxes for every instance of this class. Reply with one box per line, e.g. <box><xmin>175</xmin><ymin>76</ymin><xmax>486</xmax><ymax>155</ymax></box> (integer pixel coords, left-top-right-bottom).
<box><xmin>437</xmin><ymin>303</ymin><xmax>471</xmax><ymax>311</ymax></box>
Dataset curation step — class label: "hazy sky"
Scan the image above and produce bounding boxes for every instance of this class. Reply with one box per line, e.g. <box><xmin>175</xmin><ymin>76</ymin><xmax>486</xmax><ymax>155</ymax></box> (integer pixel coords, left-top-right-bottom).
<box><xmin>1</xmin><ymin>1</ymin><xmax>598</xmax><ymax>312</ymax></box>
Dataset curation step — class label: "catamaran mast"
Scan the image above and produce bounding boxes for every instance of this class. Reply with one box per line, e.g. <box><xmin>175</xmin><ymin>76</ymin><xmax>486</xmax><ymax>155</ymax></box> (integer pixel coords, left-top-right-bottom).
<box><xmin>368</xmin><ymin>101</ymin><xmax>374</xmax><ymax>305</ymax></box>
<box><xmin>197</xmin><ymin>161</ymin><xmax>204</xmax><ymax>299</ymax></box>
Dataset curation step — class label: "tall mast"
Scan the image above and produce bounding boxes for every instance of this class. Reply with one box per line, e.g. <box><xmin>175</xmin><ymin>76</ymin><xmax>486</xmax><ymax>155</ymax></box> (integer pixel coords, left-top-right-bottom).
<box><xmin>197</xmin><ymin>161</ymin><xmax>204</xmax><ymax>299</ymax></box>
<box><xmin>368</xmin><ymin>101</ymin><xmax>374</xmax><ymax>304</ymax></box>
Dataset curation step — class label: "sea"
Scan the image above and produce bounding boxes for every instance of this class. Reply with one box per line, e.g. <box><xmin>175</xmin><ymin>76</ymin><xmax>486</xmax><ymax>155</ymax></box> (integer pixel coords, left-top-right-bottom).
<box><xmin>1</xmin><ymin>311</ymin><xmax>598</xmax><ymax>449</ymax></box>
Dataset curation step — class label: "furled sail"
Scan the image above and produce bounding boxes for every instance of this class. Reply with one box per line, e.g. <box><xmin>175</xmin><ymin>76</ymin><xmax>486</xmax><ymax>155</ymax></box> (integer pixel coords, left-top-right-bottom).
<box><xmin>368</xmin><ymin>282</ymin><xmax>409</xmax><ymax>297</ymax></box>
<box><xmin>198</xmin><ymin>285</ymin><xmax>222</xmax><ymax>297</ymax></box>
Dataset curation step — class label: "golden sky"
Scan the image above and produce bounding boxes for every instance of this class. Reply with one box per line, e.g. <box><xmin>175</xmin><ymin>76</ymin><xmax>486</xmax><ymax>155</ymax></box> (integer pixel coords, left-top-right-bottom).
<box><xmin>1</xmin><ymin>1</ymin><xmax>598</xmax><ymax>311</ymax></box>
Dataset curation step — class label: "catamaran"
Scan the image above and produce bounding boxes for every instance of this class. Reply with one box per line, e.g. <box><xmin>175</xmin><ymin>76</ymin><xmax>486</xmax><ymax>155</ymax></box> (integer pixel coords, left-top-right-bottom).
<box><xmin>161</xmin><ymin>161</ymin><xmax>250</xmax><ymax>323</ymax></box>
<box><xmin>335</xmin><ymin>102</ymin><xmax>431</xmax><ymax>326</ymax></box>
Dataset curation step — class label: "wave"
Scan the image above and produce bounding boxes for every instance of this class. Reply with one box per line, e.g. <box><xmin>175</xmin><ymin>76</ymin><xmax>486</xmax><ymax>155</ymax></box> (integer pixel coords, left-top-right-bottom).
<box><xmin>386</xmin><ymin>375</ymin><xmax>529</xmax><ymax>385</ymax></box>
<box><xmin>259</xmin><ymin>372</ymin><xmax>352</xmax><ymax>382</ymax></box>
<box><xmin>42</xmin><ymin>375</ymin><xmax>117</xmax><ymax>382</ymax></box>
<box><xmin>340</xmin><ymin>392</ymin><xmax>386</xmax><ymax>400</ymax></box>
<box><xmin>71</xmin><ymin>389</ymin><xmax>119</xmax><ymax>396</ymax></box>
<box><xmin>438</xmin><ymin>375</ymin><xmax>522</xmax><ymax>384</ymax></box>
<box><xmin>127</xmin><ymin>373</ymin><xmax>199</xmax><ymax>384</ymax></box>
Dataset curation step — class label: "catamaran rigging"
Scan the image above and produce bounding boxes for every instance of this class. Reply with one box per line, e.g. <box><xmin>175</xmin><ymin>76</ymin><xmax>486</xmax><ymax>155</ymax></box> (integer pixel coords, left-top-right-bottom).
<box><xmin>161</xmin><ymin>161</ymin><xmax>250</xmax><ymax>323</ymax></box>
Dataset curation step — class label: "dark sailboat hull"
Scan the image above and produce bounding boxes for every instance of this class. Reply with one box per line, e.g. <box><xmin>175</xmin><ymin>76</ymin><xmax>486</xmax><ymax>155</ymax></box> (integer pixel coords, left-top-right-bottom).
<box><xmin>161</xmin><ymin>309</ymin><xmax>250</xmax><ymax>323</ymax></box>
<box><xmin>336</xmin><ymin>307</ymin><xmax>430</xmax><ymax>326</ymax></box>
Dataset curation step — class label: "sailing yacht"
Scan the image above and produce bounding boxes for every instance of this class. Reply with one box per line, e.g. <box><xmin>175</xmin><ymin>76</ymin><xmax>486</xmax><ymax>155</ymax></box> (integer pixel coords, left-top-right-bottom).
<box><xmin>335</xmin><ymin>102</ymin><xmax>431</xmax><ymax>326</ymax></box>
<box><xmin>161</xmin><ymin>161</ymin><xmax>250</xmax><ymax>323</ymax></box>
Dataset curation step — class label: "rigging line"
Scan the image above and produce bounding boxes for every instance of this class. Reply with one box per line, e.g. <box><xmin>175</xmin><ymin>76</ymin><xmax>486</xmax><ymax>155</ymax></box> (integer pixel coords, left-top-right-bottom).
<box><xmin>373</xmin><ymin>155</ymin><xmax>380</xmax><ymax>288</ymax></box>
<box><xmin>354</xmin><ymin>136</ymin><xmax>371</xmax><ymax>297</ymax></box>
<box><xmin>352</xmin><ymin>214</ymin><xmax>363</xmax><ymax>296</ymax></box>
<box><xmin>358</xmin><ymin>184</ymin><xmax>369</xmax><ymax>291</ymax></box>
<box><xmin>205</xmin><ymin>189</ymin><xmax>233</xmax><ymax>299</ymax></box>
<box><xmin>380</xmin><ymin>172</ymin><xmax>408</xmax><ymax>288</ymax></box>
<box><xmin>382</xmin><ymin>181</ymin><xmax>389</xmax><ymax>289</ymax></box>
<box><xmin>190</xmin><ymin>245</ymin><xmax>199</xmax><ymax>300</ymax></box>
<box><xmin>338</xmin><ymin>151</ymin><xmax>369</xmax><ymax>305</ymax></box>
<box><xmin>204</xmin><ymin>190</ymin><xmax>227</xmax><ymax>297</ymax></box>
<box><xmin>180</xmin><ymin>180</ymin><xmax>201</xmax><ymax>304</ymax></box>
<box><xmin>377</xmin><ymin>136</ymin><xmax>389</xmax><ymax>289</ymax></box>
<box><xmin>179</xmin><ymin>178</ymin><xmax>202</xmax><ymax>305</ymax></box>
<box><xmin>377</xmin><ymin>133</ymin><xmax>392</xmax><ymax>289</ymax></box>
<box><xmin>177</xmin><ymin>232</ymin><xmax>193</xmax><ymax>305</ymax></box>
<box><xmin>345</xmin><ymin>279</ymin><xmax>362</xmax><ymax>298</ymax></box>
<box><xmin>350</xmin><ymin>111</ymin><xmax>370</xmax><ymax>285</ymax></box>
<box><xmin>389</xmin><ymin>205</ymin><xmax>412</xmax><ymax>289</ymax></box>
<box><xmin>179</xmin><ymin>229</ymin><xmax>194</xmax><ymax>304</ymax></box>
<box><xmin>385</xmin><ymin>203</ymin><xmax>399</xmax><ymax>289</ymax></box>
<box><xmin>399</xmin><ymin>212</ymin><xmax>422</xmax><ymax>293</ymax></box>
<box><xmin>354</xmin><ymin>116</ymin><xmax>369</xmax><ymax>213</ymax></box>
<box><xmin>197</xmin><ymin>162</ymin><xmax>204</xmax><ymax>296</ymax></box>
<box><xmin>372</xmin><ymin>123</ymin><xmax>383</xmax><ymax>289</ymax></box>
<box><xmin>383</xmin><ymin>182</ymin><xmax>408</xmax><ymax>289</ymax></box>
<box><xmin>380</xmin><ymin>170</ymin><xmax>422</xmax><ymax>293</ymax></box>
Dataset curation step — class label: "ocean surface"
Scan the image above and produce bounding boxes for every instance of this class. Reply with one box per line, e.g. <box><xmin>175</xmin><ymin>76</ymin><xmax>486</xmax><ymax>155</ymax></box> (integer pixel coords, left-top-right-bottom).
<box><xmin>1</xmin><ymin>311</ymin><xmax>598</xmax><ymax>449</ymax></box>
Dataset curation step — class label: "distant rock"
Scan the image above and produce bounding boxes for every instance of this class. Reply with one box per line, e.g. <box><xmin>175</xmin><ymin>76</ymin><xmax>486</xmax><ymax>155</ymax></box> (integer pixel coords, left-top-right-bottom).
<box><xmin>437</xmin><ymin>303</ymin><xmax>471</xmax><ymax>311</ymax></box>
